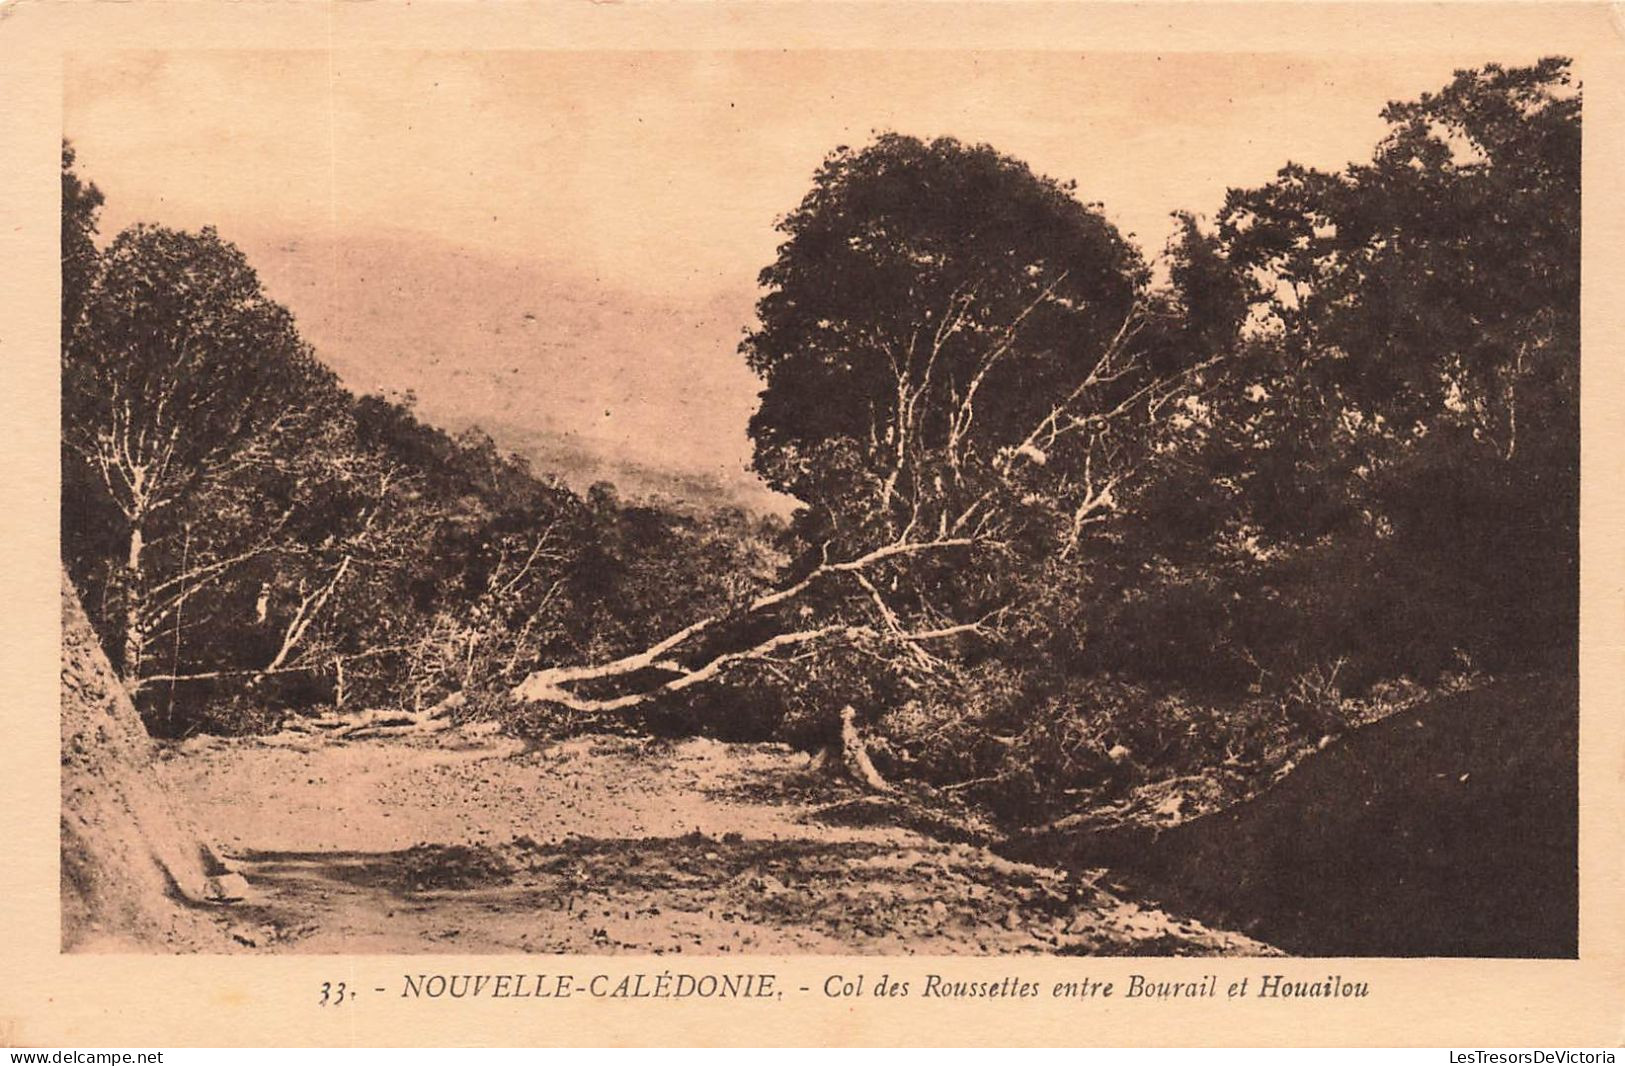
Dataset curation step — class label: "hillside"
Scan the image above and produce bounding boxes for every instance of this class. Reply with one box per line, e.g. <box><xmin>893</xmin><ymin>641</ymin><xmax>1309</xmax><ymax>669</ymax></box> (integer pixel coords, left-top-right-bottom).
<box><xmin>239</xmin><ymin>229</ymin><xmax>786</xmax><ymax>513</ymax></box>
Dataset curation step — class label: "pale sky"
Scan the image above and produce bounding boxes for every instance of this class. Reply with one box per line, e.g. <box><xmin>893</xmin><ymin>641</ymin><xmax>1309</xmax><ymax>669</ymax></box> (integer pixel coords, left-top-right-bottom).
<box><xmin>64</xmin><ymin>49</ymin><xmax>1537</xmax><ymax>509</ymax></box>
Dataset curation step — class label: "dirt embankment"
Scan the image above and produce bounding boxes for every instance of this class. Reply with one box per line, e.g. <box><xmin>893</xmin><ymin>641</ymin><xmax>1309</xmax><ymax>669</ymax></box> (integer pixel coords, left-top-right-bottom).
<box><xmin>60</xmin><ymin>570</ymin><xmax>241</xmax><ymax>953</ymax></box>
<box><xmin>156</xmin><ymin>729</ymin><xmax>1275</xmax><ymax>956</ymax></box>
<box><xmin>1007</xmin><ymin>675</ymin><xmax>1578</xmax><ymax>958</ymax></box>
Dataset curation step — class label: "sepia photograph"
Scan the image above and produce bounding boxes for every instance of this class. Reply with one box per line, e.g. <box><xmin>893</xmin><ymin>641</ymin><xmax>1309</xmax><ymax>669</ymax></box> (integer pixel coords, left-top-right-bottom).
<box><xmin>57</xmin><ymin>43</ymin><xmax>1580</xmax><ymax>965</ymax></box>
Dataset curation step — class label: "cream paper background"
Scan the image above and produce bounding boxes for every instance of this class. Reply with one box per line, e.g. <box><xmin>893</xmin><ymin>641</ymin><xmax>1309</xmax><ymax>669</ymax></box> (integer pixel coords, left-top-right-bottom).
<box><xmin>1</xmin><ymin>0</ymin><xmax>1621</xmax><ymax>1047</ymax></box>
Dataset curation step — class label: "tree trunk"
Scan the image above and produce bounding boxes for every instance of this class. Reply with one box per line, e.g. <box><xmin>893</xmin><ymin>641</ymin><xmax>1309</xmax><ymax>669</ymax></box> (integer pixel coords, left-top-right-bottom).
<box><xmin>810</xmin><ymin>704</ymin><xmax>893</xmax><ymax>792</ymax></box>
<box><xmin>122</xmin><ymin>521</ymin><xmax>145</xmax><ymax>689</ymax></box>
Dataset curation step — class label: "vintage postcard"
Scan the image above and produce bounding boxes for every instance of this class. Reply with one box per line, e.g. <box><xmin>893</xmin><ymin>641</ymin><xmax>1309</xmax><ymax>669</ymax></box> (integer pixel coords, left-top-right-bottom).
<box><xmin>2</xmin><ymin>0</ymin><xmax>1622</xmax><ymax>1048</ymax></box>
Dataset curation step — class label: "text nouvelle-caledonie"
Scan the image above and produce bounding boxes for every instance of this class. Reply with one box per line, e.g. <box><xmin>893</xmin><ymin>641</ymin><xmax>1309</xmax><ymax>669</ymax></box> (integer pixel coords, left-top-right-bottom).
<box><xmin>396</xmin><ymin>972</ymin><xmax>1371</xmax><ymax>1001</ymax></box>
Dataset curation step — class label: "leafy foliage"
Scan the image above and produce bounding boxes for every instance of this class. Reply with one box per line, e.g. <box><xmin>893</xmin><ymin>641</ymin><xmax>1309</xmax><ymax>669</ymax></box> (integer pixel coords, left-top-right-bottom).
<box><xmin>1202</xmin><ymin>56</ymin><xmax>1580</xmax><ymax>682</ymax></box>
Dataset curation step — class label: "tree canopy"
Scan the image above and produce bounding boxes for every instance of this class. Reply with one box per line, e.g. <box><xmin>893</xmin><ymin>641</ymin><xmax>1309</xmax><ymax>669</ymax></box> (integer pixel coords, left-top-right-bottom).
<box><xmin>746</xmin><ymin>134</ymin><xmax>1148</xmax><ymax>502</ymax></box>
<box><xmin>1206</xmin><ymin>57</ymin><xmax>1580</xmax><ymax>678</ymax></box>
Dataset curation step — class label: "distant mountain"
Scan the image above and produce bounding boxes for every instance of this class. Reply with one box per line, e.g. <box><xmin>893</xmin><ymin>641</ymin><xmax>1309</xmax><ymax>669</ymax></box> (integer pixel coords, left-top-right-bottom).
<box><xmin>238</xmin><ymin>227</ymin><xmax>791</xmax><ymax>514</ymax></box>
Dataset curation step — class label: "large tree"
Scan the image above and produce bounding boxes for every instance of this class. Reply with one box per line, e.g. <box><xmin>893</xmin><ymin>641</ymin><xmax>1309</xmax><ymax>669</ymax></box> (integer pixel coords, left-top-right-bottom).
<box><xmin>512</xmin><ymin>135</ymin><xmax>1220</xmax><ymax>775</ymax></box>
<box><xmin>1208</xmin><ymin>57</ymin><xmax>1580</xmax><ymax>679</ymax></box>
<box><xmin>63</xmin><ymin>223</ymin><xmax>336</xmax><ymax>685</ymax></box>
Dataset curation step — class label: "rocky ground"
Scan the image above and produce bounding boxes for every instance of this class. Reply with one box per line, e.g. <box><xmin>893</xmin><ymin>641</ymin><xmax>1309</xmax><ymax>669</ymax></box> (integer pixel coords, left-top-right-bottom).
<box><xmin>155</xmin><ymin>727</ymin><xmax>1277</xmax><ymax>956</ymax></box>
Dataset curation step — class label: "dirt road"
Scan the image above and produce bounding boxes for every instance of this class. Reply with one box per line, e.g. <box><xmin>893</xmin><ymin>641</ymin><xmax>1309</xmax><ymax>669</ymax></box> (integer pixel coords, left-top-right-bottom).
<box><xmin>159</xmin><ymin>728</ymin><xmax>1276</xmax><ymax>955</ymax></box>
